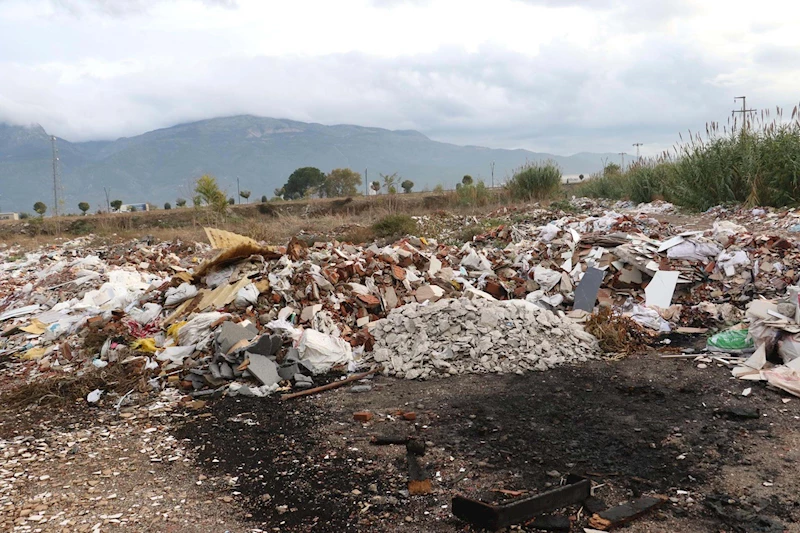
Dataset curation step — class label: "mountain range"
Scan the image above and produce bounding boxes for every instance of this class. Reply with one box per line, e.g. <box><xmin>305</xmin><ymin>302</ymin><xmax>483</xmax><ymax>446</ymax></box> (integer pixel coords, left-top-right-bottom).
<box><xmin>0</xmin><ymin>116</ymin><xmax>617</xmax><ymax>214</ymax></box>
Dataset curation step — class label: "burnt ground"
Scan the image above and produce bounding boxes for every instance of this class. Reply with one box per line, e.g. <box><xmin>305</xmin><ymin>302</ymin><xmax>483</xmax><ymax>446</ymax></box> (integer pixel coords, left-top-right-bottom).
<box><xmin>175</xmin><ymin>351</ymin><xmax>800</xmax><ymax>533</ymax></box>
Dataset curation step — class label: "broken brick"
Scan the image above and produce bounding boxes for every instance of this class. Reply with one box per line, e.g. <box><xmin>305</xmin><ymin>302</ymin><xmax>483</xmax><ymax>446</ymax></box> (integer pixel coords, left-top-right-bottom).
<box><xmin>353</xmin><ymin>411</ymin><xmax>374</xmax><ymax>422</ymax></box>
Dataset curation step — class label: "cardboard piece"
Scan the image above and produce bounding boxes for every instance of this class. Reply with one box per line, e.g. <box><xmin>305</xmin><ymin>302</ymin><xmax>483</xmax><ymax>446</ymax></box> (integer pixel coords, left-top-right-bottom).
<box><xmin>644</xmin><ymin>270</ymin><xmax>679</xmax><ymax>309</ymax></box>
<box><xmin>573</xmin><ymin>267</ymin><xmax>604</xmax><ymax>312</ymax></box>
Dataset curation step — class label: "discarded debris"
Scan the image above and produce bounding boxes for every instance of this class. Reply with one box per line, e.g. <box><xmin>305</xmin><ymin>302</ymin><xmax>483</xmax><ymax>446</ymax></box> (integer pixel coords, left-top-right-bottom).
<box><xmin>280</xmin><ymin>367</ymin><xmax>382</xmax><ymax>400</ymax></box>
<box><xmin>452</xmin><ymin>477</ymin><xmax>591</xmax><ymax>531</ymax></box>
<box><xmin>587</xmin><ymin>495</ymin><xmax>668</xmax><ymax>530</ymax></box>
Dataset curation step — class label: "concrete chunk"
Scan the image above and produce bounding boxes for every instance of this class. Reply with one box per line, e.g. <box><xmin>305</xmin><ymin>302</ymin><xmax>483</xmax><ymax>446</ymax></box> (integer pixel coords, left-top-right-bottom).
<box><xmin>217</xmin><ymin>321</ymin><xmax>259</xmax><ymax>354</ymax></box>
<box><xmin>247</xmin><ymin>353</ymin><xmax>280</xmax><ymax>386</ymax></box>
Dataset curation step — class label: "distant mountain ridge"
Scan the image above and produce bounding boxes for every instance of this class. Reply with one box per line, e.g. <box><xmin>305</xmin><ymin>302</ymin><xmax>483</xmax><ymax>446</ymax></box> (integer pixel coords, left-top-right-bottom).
<box><xmin>0</xmin><ymin>116</ymin><xmax>616</xmax><ymax>213</ymax></box>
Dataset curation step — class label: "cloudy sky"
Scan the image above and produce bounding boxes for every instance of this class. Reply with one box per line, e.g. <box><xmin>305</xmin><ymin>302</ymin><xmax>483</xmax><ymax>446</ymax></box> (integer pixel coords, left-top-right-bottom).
<box><xmin>1</xmin><ymin>0</ymin><xmax>799</xmax><ymax>155</ymax></box>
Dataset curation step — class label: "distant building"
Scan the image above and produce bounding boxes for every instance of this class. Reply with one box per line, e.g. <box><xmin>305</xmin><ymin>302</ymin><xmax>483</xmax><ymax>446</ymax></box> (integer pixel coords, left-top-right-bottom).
<box><xmin>117</xmin><ymin>203</ymin><xmax>150</xmax><ymax>213</ymax></box>
<box><xmin>0</xmin><ymin>213</ymin><xmax>19</xmax><ymax>221</ymax></box>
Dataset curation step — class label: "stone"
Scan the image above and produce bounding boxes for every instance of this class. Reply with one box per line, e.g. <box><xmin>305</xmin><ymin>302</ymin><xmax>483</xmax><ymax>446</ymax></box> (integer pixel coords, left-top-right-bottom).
<box><xmin>415</xmin><ymin>285</ymin><xmax>445</xmax><ymax>303</ymax></box>
<box><xmin>246</xmin><ymin>354</ymin><xmax>280</xmax><ymax>386</ymax></box>
<box><xmin>284</xmin><ymin>347</ymin><xmax>300</xmax><ymax>364</ymax></box>
<box><xmin>219</xmin><ymin>362</ymin><xmax>234</xmax><ymax>379</ymax></box>
<box><xmin>217</xmin><ymin>321</ymin><xmax>259</xmax><ymax>355</ymax></box>
<box><xmin>247</xmin><ymin>334</ymin><xmax>282</xmax><ymax>356</ymax></box>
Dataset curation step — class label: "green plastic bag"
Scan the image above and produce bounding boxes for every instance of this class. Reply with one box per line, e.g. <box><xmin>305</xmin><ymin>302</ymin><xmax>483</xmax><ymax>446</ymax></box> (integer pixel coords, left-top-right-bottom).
<box><xmin>706</xmin><ymin>328</ymin><xmax>755</xmax><ymax>353</ymax></box>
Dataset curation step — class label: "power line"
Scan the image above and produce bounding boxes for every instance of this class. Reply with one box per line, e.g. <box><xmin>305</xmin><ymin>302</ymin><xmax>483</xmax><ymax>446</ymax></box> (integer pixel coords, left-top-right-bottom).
<box><xmin>733</xmin><ymin>96</ymin><xmax>756</xmax><ymax>133</ymax></box>
<box><xmin>51</xmin><ymin>136</ymin><xmax>61</xmax><ymax>219</ymax></box>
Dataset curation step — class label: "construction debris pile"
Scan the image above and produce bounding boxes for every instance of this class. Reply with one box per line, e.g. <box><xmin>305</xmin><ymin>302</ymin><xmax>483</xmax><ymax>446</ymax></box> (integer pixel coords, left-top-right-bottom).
<box><xmin>370</xmin><ymin>297</ymin><xmax>597</xmax><ymax>379</ymax></box>
<box><xmin>2</xmin><ymin>200</ymin><xmax>800</xmax><ymax>404</ymax></box>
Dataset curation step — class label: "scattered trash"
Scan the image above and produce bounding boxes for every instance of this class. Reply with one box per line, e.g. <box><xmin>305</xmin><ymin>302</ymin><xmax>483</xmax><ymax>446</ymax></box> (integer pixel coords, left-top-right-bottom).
<box><xmin>588</xmin><ymin>495</ymin><xmax>668</xmax><ymax>530</ymax></box>
<box><xmin>452</xmin><ymin>476</ymin><xmax>591</xmax><ymax>531</ymax></box>
<box><xmin>86</xmin><ymin>389</ymin><xmax>103</xmax><ymax>403</ymax></box>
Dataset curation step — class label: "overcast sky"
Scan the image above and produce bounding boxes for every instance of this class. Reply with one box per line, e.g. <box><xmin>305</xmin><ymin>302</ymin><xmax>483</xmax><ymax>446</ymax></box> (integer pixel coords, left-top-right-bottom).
<box><xmin>1</xmin><ymin>0</ymin><xmax>799</xmax><ymax>155</ymax></box>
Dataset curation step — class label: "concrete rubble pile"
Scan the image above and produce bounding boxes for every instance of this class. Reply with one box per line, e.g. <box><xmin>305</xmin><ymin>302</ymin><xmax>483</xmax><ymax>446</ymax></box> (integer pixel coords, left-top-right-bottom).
<box><xmin>369</xmin><ymin>296</ymin><xmax>598</xmax><ymax>379</ymax></box>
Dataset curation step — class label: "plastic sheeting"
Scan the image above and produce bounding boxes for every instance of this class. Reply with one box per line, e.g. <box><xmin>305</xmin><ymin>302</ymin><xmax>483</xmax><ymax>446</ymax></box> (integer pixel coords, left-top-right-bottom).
<box><xmin>533</xmin><ymin>266</ymin><xmax>561</xmax><ymax>291</ymax></box>
<box><xmin>297</xmin><ymin>329</ymin><xmax>354</xmax><ymax>373</ymax></box>
<box><xmin>233</xmin><ymin>283</ymin><xmax>259</xmax><ymax>308</ymax></box>
<box><xmin>177</xmin><ymin>312</ymin><xmax>231</xmax><ymax>350</ymax></box>
<box><xmin>165</xmin><ymin>283</ymin><xmax>198</xmax><ymax>306</ymax></box>
<box><xmin>666</xmin><ymin>239</ymin><xmax>722</xmax><ymax>261</ymax></box>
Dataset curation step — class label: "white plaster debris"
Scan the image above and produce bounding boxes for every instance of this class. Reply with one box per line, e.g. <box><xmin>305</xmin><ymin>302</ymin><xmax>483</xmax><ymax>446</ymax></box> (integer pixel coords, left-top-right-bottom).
<box><xmin>369</xmin><ymin>297</ymin><xmax>598</xmax><ymax>379</ymax></box>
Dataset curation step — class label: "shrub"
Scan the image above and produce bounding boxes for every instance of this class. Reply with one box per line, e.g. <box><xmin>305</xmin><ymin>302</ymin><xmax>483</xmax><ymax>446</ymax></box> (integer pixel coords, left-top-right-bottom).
<box><xmin>67</xmin><ymin>219</ymin><xmax>93</xmax><ymax>235</ymax></box>
<box><xmin>506</xmin><ymin>161</ymin><xmax>562</xmax><ymax>200</ymax></box>
<box><xmin>261</xmin><ymin>195</ymin><xmax>268</xmax><ymax>203</ymax></box>
<box><xmin>164</xmin><ymin>202</ymin><xmax>172</xmax><ymax>210</ymax></box>
<box><xmin>456</xmin><ymin>180</ymin><xmax>490</xmax><ymax>206</ymax></box>
<box><xmin>19</xmin><ymin>212</ymin><xmax>29</xmax><ymax>220</ymax></box>
<box><xmin>372</xmin><ymin>214</ymin><xmax>417</xmax><ymax>238</ymax></box>
<box><xmin>258</xmin><ymin>203</ymin><xmax>277</xmax><ymax>216</ymax></box>
<box><xmin>341</xmin><ymin>225</ymin><xmax>377</xmax><ymax>244</ymax></box>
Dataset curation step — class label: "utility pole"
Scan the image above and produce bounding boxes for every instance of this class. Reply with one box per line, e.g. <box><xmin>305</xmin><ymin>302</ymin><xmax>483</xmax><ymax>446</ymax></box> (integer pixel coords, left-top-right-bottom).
<box><xmin>236</xmin><ymin>177</ymin><xmax>240</xmax><ymax>204</ymax></box>
<box><xmin>632</xmin><ymin>143</ymin><xmax>643</xmax><ymax>160</ymax></box>
<box><xmin>618</xmin><ymin>152</ymin><xmax>627</xmax><ymax>168</ymax></box>
<box><xmin>490</xmin><ymin>161</ymin><xmax>495</xmax><ymax>189</ymax></box>
<box><xmin>364</xmin><ymin>168</ymin><xmax>368</xmax><ymax>196</ymax></box>
<box><xmin>103</xmin><ymin>187</ymin><xmax>111</xmax><ymax>213</ymax></box>
<box><xmin>733</xmin><ymin>96</ymin><xmax>756</xmax><ymax>133</ymax></box>
<box><xmin>51</xmin><ymin>136</ymin><xmax>61</xmax><ymax>220</ymax></box>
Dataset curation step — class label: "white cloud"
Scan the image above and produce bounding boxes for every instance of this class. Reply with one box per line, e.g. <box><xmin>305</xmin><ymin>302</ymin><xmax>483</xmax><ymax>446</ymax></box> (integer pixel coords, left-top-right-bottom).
<box><xmin>1</xmin><ymin>0</ymin><xmax>800</xmax><ymax>156</ymax></box>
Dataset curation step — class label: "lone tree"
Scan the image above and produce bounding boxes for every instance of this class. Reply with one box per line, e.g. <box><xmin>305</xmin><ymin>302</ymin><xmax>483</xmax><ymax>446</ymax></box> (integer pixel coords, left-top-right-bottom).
<box><xmin>370</xmin><ymin>180</ymin><xmax>381</xmax><ymax>194</ymax></box>
<box><xmin>401</xmin><ymin>180</ymin><xmax>414</xmax><ymax>193</ymax></box>
<box><xmin>324</xmin><ymin>168</ymin><xmax>361</xmax><ymax>198</ymax></box>
<box><xmin>110</xmin><ymin>199</ymin><xmax>122</xmax><ymax>211</ymax></box>
<box><xmin>164</xmin><ymin>202</ymin><xmax>172</xmax><ymax>210</ymax></box>
<box><xmin>78</xmin><ymin>202</ymin><xmax>90</xmax><ymax>215</ymax></box>
<box><xmin>239</xmin><ymin>190</ymin><xmax>251</xmax><ymax>203</ymax></box>
<box><xmin>380</xmin><ymin>172</ymin><xmax>398</xmax><ymax>193</ymax></box>
<box><xmin>261</xmin><ymin>195</ymin><xmax>268</xmax><ymax>203</ymax></box>
<box><xmin>175</xmin><ymin>198</ymin><xmax>187</xmax><ymax>208</ymax></box>
<box><xmin>462</xmin><ymin>175</ymin><xmax>474</xmax><ymax>186</ymax></box>
<box><xmin>228</xmin><ymin>197</ymin><xmax>235</xmax><ymax>205</ymax></box>
<box><xmin>33</xmin><ymin>202</ymin><xmax>47</xmax><ymax>217</ymax></box>
<box><xmin>282</xmin><ymin>167</ymin><xmax>326</xmax><ymax>200</ymax></box>
<box><xmin>194</xmin><ymin>175</ymin><xmax>228</xmax><ymax>214</ymax></box>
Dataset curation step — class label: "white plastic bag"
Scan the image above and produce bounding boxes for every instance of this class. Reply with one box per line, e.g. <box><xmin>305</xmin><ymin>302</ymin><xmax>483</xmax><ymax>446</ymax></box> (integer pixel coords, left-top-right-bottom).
<box><xmin>533</xmin><ymin>266</ymin><xmax>561</xmax><ymax>291</ymax></box>
<box><xmin>297</xmin><ymin>329</ymin><xmax>353</xmax><ymax>373</ymax></box>
<box><xmin>234</xmin><ymin>283</ymin><xmax>259</xmax><ymax>308</ymax></box>
<box><xmin>165</xmin><ymin>283</ymin><xmax>198</xmax><ymax>306</ymax></box>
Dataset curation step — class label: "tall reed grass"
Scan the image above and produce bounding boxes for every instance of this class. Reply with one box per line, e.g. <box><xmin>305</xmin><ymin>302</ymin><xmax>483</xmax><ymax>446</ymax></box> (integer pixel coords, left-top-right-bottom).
<box><xmin>577</xmin><ymin>105</ymin><xmax>800</xmax><ymax>209</ymax></box>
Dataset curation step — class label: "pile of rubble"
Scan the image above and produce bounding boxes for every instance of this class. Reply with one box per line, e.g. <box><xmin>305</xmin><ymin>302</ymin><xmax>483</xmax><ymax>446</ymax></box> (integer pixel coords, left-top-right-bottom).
<box><xmin>3</xmin><ymin>199</ymin><xmax>800</xmax><ymax>405</ymax></box>
<box><xmin>370</xmin><ymin>296</ymin><xmax>597</xmax><ymax>379</ymax></box>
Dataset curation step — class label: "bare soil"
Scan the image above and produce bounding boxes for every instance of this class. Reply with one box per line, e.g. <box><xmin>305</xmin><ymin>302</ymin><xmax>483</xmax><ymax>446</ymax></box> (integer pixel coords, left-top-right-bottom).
<box><xmin>174</xmin><ymin>349</ymin><xmax>800</xmax><ymax>532</ymax></box>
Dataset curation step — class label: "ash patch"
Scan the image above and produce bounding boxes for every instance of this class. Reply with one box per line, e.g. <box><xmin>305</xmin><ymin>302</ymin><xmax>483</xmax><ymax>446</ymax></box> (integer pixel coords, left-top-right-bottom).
<box><xmin>441</xmin><ymin>360</ymin><xmax>767</xmax><ymax>499</ymax></box>
<box><xmin>175</xmin><ymin>397</ymin><xmax>383</xmax><ymax>532</ymax></box>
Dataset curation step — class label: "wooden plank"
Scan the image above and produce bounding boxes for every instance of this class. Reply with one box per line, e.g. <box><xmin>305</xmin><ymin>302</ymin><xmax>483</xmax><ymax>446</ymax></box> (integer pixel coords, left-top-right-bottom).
<box><xmin>452</xmin><ymin>478</ymin><xmax>591</xmax><ymax>531</ymax></box>
<box><xmin>588</xmin><ymin>495</ymin><xmax>667</xmax><ymax>530</ymax></box>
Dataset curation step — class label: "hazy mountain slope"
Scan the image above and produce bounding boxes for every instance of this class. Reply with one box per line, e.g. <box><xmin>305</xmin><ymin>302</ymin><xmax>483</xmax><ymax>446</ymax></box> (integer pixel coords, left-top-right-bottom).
<box><xmin>0</xmin><ymin>116</ymin><xmax>615</xmax><ymax>213</ymax></box>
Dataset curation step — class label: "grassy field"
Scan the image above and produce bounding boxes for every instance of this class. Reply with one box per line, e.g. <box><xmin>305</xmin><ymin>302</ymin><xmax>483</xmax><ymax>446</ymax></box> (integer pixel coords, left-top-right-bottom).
<box><xmin>0</xmin><ymin>188</ymin><xmax>544</xmax><ymax>248</ymax></box>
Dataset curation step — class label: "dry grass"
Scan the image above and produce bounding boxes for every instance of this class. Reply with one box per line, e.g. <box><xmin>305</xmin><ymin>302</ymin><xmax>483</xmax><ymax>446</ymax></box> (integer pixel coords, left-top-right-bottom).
<box><xmin>0</xmin><ymin>365</ymin><xmax>147</xmax><ymax>408</ymax></box>
<box><xmin>585</xmin><ymin>308</ymin><xmax>650</xmax><ymax>355</ymax></box>
<box><xmin>0</xmin><ymin>191</ymin><xmax>524</xmax><ymax>250</ymax></box>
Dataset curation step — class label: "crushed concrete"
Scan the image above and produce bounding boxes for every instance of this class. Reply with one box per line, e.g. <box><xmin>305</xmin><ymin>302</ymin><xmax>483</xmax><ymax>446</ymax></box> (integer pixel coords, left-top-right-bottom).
<box><xmin>369</xmin><ymin>297</ymin><xmax>598</xmax><ymax>379</ymax></box>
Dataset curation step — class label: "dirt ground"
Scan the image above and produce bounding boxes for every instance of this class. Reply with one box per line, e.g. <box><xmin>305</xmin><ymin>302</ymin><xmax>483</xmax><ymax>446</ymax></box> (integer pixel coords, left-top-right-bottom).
<box><xmin>171</xmin><ymin>349</ymin><xmax>800</xmax><ymax>533</ymax></box>
<box><xmin>4</xmin><ymin>346</ymin><xmax>796</xmax><ymax>532</ymax></box>
<box><xmin>2</xmin><ymin>203</ymin><xmax>799</xmax><ymax>532</ymax></box>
